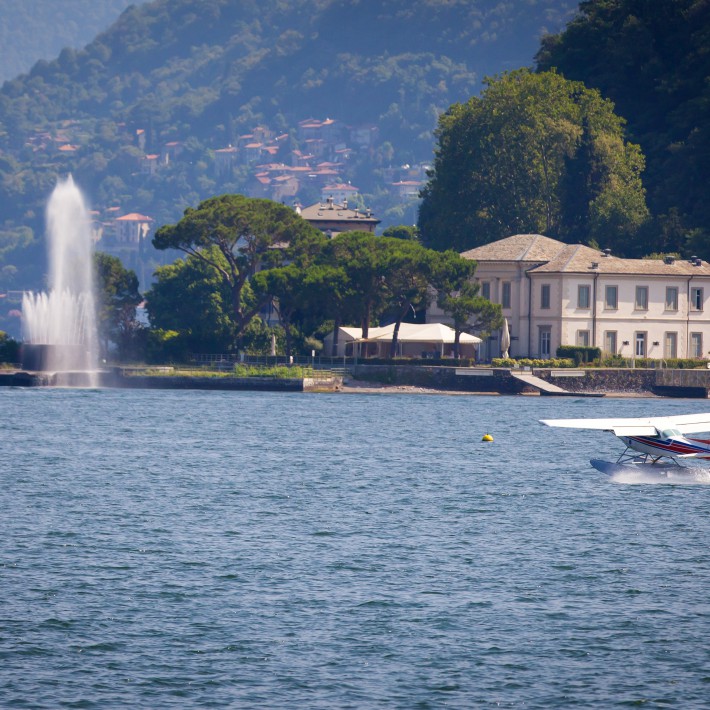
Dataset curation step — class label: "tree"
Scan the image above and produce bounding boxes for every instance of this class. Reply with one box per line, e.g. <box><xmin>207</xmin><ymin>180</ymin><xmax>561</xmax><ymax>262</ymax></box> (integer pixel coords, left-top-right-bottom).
<box><xmin>382</xmin><ymin>224</ymin><xmax>420</xmax><ymax>241</ymax></box>
<box><xmin>431</xmin><ymin>250</ymin><xmax>502</xmax><ymax>357</ymax></box>
<box><xmin>144</xmin><ymin>247</ymin><xmax>236</xmax><ymax>354</ymax></box>
<box><xmin>93</xmin><ymin>251</ymin><xmax>142</xmax><ymax>361</ymax></box>
<box><xmin>535</xmin><ymin>0</ymin><xmax>710</xmax><ymax>248</ymax></box>
<box><xmin>379</xmin><ymin>238</ymin><xmax>435</xmax><ymax>357</ymax></box>
<box><xmin>324</xmin><ymin>231</ymin><xmax>389</xmax><ymax>341</ymax></box>
<box><xmin>251</xmin><ymin>263</ymin><xmax>308</xmax><ymax>359</ymax></box>
<box><xmin>418</xmin><ymin>69</ymin><xmax>649</xmax><ymax>256</ymax></box>
<box><xmin>437</xmin><ymin>282</ymin><xmax>502</xmax><ymax>358</ymax></box>
<box><xmin>152</xmin><ymin>194</ymin><xmax>325</xmax><ymax>343</ymax></box>
<box><xmin>0</xmin><ymin>331</ymin><xmax>19</xmax><ymax>364</ymax></box>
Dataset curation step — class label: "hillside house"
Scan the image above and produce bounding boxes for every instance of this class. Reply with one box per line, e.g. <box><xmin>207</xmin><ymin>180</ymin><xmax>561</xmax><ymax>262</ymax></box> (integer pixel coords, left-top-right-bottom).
<box><xmin>113</xmin><ymin>213</ymin><xmax>154</xmax><ymax>246</ymax></box>
<box><xmin>320</xmin><ymin>183</ymin><xmax>359</xmax><ymax>204</ymax></box>
<box><xmin>390</xmin><ymin>180</ymin><xmax>422</xmax><ymax>200</ymax></box>
<box><xmin>299</xmin><ymin>196</ymin><xmax>380</xmax><ymax>236</ymax></box>
<box><xmin>427</xmin><ymin>234</ymin><xmax>710</xmax><ymax>362</ymax></box>
<box><xmin>214</xmin><ymin>146</ymin><xmax>238</xmax><ymax>175</ymax></box>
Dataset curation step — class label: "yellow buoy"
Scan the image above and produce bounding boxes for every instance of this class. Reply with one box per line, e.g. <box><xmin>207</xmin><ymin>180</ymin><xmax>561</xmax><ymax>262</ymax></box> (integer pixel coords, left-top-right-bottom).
<box><xmin>481</xmin><ymin>433</ymin><xmax>494</xmax><ymax>442</ymax></box>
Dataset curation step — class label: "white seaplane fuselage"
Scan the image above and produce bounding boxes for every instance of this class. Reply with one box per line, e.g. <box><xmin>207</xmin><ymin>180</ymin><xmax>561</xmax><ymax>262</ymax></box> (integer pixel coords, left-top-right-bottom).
<box><xmin>540</xmin><ymin>412</ymin><xmax>710</xmax><ymax>469</ymax></box>
<box><xmin>618</xmin><ymin>430</ymin><xmax>710</xmax><ymax>459</ymax></box>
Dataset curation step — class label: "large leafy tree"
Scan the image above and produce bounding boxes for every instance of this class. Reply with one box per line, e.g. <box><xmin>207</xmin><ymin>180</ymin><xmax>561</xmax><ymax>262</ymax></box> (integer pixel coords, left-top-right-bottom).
<box><xmin>153</xmin><ymin>194</ymin><xmax>325</xmax><ymax>342</ymax></box>
<box><xmin>93</xmin><ymin>251</ymin><xmax>142</xmax><ymax>360</ymax></box>
<box><xmin>418</xmin><ymin>69</ymin><xmax>649</xmax><ymax>255</ymax></box>
<box><xmin>324</xmin><ymin>231</ymin><xmax>389</xmax><ymax>340</ymax></box>
<box><xmin>535</xmin><ymin>0</ymin><xmax>710</xmax><ymax>252</ymax></box>
<box><xmin>431</xmin><ymin>250</ymin><xmax>502</xmax><ymax>357</ymax></box>
<box><xmin>379</xmin><ymin>238</ymin><xmax>435</xmax><ymax>357</ymax></box>
<box><xmin>144</xmin><ymin>247</ymin><xmax>237</xmax><ymax>354</ymax></box>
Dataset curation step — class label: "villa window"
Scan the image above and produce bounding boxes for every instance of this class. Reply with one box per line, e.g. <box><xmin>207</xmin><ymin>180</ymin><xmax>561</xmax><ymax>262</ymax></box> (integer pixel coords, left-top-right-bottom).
<box><xmin>539</xmin><ymin>326</ymin><xmax>551</xmax><ymax>358</ymax></box>
<box><xmin>635</xmin><ymin>286</ymin><xmax>648</xmax><ymax>311</ymax></box>
<box><xmin>635</xmin><ymin>331</ymin><xmax>647</xmax><ymax>358</ymax></box>
<box><xmin>664</xmin><ymin>332</ymin><xmax>678</xmax><ymax>359</ymax></box>
<box><xmin>665</xmin><ymin>287</ymin><xmax>678</xmax><ymax>311</ymax></box>
<box><xmin>604</xmin><ymin>331</ymin><xmax>617</xmax><ymax>355</ymax></box>
<box><xmin>481</xmin><ymin>281</ymin><xmax>491</xmax><ymax>300</ymax></box>
<box><xmin>691</xmin><ymin>332</ymin><xmax>703</xmax><ymax>358</ymax></box>
<box><xmin>578</xmin><ymin>285</ymin><xmax>591</xmax><ymax>309</ymax></box>
<box><xmin>691</xmin><ymin>287</ymin><xmax>704</xmax><ymax>311</ymax></box>
<box><xmin>541</xmin><ymin>284</ymin><xmax>550</xmax><ymax>309</ymax></box>
<box><xmin>501</xmin><ymin>281</ymin><xmax>511</xmax><ymax>309</ymax></box>
<box><xmin>577</xmin><ymin>330</ymin><xmax>590</xmax><ymax>347</ymax></box>
<box><xmin>605</xmin><ymin>285</ymin><xmax>618</xmax><ymax>310</ymax></box>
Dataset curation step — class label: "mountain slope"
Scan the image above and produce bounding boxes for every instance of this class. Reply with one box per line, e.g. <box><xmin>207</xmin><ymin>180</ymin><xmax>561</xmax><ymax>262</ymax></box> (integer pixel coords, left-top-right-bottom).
<box><xmin>0</xmin><ymin>0</ymin><xmax>137</xmax><ymax>83</ymax></box>
<box><xmin>0</xmin><ymin>0</ymin><xmax>576</xmax><ymax>294</ymax></box>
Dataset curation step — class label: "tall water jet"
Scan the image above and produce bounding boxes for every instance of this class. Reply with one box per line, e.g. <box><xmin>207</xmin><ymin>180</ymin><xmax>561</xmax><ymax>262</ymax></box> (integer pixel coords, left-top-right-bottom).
<box><xmin>21</xmin><ymin>176</ymin><xmax>99</xmax><ymax>385</ymax></box>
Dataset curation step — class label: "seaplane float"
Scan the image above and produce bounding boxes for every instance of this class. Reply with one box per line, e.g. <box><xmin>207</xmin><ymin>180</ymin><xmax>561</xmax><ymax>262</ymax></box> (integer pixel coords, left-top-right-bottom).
<box><xmin>540</xmin><ymin>412</ymin><xmax>710</xmax><ymax>477</ymax></box>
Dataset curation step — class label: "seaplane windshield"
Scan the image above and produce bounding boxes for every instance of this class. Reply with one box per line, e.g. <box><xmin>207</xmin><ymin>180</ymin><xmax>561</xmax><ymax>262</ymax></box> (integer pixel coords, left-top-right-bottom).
<box><xmin>659</xmin><ymin>428</ymin><xmax>682</xmax><ymax>439</ymax></box>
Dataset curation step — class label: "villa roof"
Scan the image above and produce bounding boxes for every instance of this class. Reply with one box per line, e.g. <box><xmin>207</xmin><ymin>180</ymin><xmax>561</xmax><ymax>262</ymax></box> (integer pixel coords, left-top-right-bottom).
<box><xmin>531</xmin><ymin>244</ymin><xmax>710</xmax><ymax>276</ymax></box>
<box><xmin>461</xmin><ymin>234</ymin><xmax>566</xmax><ymax>262</ymax></box>
<box><xmin>462</xmin><ymin>234</ymin><xmax>710</xmax><ymax>276</ymax></box>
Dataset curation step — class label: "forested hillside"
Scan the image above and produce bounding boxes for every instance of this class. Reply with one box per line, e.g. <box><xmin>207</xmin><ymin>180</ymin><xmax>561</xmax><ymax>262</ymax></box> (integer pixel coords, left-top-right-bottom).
<box><xmin>0</xmin><ymin>0</ymin><xmax>575</xmax><ymax>293</ymax></box>
<box><xmin>536</xmin><ymin>0</ymin><xmax>710</xmax><ymax>254</ymax></box>
<box><xmin>0</xmin><ymin>0</ymin><xmax>136</xmax><ymax>82</ymax></box>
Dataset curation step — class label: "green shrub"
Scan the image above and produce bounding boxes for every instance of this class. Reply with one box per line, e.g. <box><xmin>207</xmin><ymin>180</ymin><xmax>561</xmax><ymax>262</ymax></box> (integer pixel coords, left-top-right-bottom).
<box><xmin>556</xmin><ymin>345</ymin><xmax>602</xmax><ymax>365</ymax></box>
<box><xmin>492</xmin><ymin>357</ymin><xmax>576</xmax><ymax>368</ymax></box>
<box><xmin>599</xmin><ymin>356</ymin><xmax>707</xmax><ymax>369</ymax></box>
<box><xmin>232</xmin><ymin>364</ymin><xmax>308</xmax><ymax>378</ymax></box>
<box><xmin>0</xmin><ymin>331</ymin><xmax>19</xmax><ymax>365</ymax></box>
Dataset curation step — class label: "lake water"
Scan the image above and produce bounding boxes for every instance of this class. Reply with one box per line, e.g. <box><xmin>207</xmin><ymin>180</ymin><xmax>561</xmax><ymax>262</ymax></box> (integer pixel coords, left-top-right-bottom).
<box><xmin>2</xmin><ymin>388</ymin><xmax>710</xmax><ymax>708</ymax></box>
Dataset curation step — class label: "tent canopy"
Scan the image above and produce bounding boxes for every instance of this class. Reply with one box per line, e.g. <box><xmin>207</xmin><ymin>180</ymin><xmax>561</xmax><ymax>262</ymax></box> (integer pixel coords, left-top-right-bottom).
<box><xmin>323</xmin><ymin>322</ymin><xmax>482</xmax><ymax>358</ymax></box>
<box><xmin>356</xmin><ymin>323</ymin><xmax>481</xmax><ymax>344</ymax></box>
<box><xmin>339</xmin><ymin>322</ymin><xmax>481</xmax><ymax>344</ymax></box>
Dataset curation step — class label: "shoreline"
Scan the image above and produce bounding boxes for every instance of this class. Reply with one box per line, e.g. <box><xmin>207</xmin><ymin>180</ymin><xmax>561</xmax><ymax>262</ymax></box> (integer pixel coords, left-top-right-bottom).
<box><xmin>339</xmin><ymin>378</ymin><xmax>658</xmax><ymax>397</ymax></box>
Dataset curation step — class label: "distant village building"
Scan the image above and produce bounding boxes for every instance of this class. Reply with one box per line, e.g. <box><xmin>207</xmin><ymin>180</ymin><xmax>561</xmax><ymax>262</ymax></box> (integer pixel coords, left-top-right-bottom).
<box><xmin>140</xmin><ymin>154</ymin><xmax>160</xmax><ymax>175</ymax></box>
<box><xmin>161</xmin><ymin>141</ymin><xmax>184</xmax><ymax>164</ymax></box>
<box><xmin>98</xmin><ymin>212</ymin><xmax>156</xmax><ymax>291</ymax></box>
<box><xmin>320</xmin><ymin>183</ymin><xmax>359</xmax><ymax>204</ymax></box>
<box><xmin>390</xmin><ymin>180</ymin><xmax>422</xmax><ymax>200</ymax></box>
<box><xmin>113</xmin><ymin>213</ymin><xmax>154</xmax><ymax>246</ymax></box>
<box><xmin>349</xmin><ymin>124</ymin><xmax>379</xmax><ymax>149</ymax></box>
<box><xmin>428</xmin><ymin>234</ymin><xmax>710</xmax><ymax>362</ymax></box>
<box><xmin>214</xmin><ymin>145</ymin><xmax>238</xmax><ymax>176</ymax></box>
<box><xmin>299</xmin><ymin>196</ymin><xmax>380</xmax><ymax>236</ymax></box>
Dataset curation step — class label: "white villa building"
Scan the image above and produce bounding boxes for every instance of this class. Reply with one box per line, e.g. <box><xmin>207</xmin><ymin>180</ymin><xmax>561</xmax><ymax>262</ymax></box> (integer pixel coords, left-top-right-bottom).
<box><xmin>428</xmin><ymin>234</ymin><xmax>710</xmax><ymax>362</ymax></box>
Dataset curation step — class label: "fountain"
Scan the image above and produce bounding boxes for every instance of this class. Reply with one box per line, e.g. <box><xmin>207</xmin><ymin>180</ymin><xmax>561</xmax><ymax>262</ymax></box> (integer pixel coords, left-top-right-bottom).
<box><xmin>21</xmin><ymin>176</ymin><xmax>99</xmax><ymax>386</ymax></box>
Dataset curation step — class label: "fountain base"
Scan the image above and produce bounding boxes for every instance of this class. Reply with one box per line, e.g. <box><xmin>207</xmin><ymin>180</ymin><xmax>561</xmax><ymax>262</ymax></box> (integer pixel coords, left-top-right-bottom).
<box><xmin>20</xmin><ymin>344</ymin><xmax>94</xmax><ymax>372</ymax></box>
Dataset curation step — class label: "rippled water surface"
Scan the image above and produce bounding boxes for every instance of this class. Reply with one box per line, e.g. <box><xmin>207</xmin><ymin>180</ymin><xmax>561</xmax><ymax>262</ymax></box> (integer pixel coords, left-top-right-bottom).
<box><xmin>2</xmin><ymin>389</ymin><xmax>710</xmax><ymax>708</ymax></box>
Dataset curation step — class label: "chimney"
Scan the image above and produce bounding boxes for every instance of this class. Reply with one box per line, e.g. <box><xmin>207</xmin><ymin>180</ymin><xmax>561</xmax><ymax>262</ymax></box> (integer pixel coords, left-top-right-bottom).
<box><xmin>663</xmin><ymin>255</ymin><xmax>675</xmax><ymax>264</ymax></box>
<box><xmin>602</xmin><ymin>248</ymin><xmax>612</xmax><ymax>257</ymax></box>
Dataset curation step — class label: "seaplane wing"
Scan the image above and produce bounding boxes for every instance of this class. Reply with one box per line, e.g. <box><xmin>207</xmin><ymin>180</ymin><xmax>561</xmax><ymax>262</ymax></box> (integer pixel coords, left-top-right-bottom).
<box><xmin>540</xmin><ymin>412</ymin><xmax>710</xmax><ymax>437</ymax></box>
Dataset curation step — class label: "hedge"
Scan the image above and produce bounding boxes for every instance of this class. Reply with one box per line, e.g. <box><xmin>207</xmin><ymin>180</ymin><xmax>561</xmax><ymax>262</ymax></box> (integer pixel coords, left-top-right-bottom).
<box><xmin>492</xmin><ymin>357</ymin><xmax>576</xmax><ymax>368</ymax></box>
<box><xmin>556</xmin><ymin>345</ymin><xmax>602</xmax><ymax>365</ymax></box>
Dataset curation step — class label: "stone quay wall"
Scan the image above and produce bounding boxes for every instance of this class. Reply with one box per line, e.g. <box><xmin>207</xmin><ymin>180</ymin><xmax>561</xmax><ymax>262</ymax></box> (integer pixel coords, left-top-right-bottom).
<box><xmin>352</xmin><ymin>364</ymin><xmax>710</xmax><ymax>397</ymax></box>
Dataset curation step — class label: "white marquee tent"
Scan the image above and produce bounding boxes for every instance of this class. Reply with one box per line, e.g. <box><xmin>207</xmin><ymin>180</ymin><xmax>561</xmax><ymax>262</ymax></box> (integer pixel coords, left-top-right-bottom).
<box><xmin>324</xmin><ymin>322</ymin><xmax>481</xmax><ymax>358</ymax></box>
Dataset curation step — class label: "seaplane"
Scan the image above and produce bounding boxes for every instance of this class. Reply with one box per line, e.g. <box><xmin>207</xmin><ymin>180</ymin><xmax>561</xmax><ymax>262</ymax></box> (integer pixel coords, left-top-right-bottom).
<box><xmin>540</xmin><ymin>412</ymin><xmax>710</xmax><ymax>475</ymax></box>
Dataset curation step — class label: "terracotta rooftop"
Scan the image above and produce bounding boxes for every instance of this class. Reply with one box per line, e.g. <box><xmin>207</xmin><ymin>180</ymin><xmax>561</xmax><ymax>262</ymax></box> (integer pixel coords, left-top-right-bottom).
<box><xmin>116</xmin><ymin>213</ymin><xmax>153</xmax><ymax>222</ymax></box>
